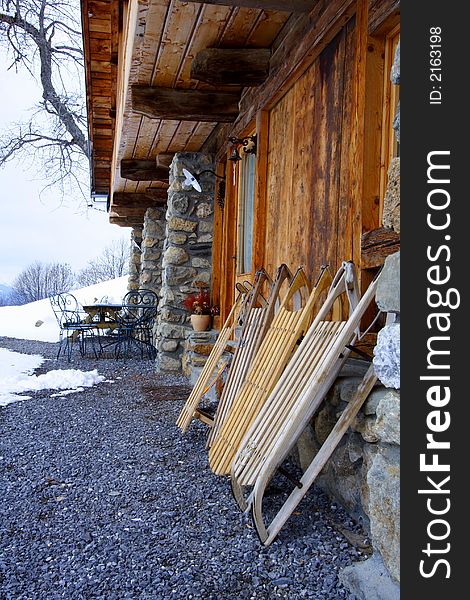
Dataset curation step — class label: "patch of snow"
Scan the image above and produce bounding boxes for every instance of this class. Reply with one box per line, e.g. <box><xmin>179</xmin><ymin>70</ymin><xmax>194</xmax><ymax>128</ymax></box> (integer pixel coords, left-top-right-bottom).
<box><xmin>0</xmin><ymin>347</ymin><xmax>106</xmax><ymax>407</ymax></box>
<box><xmin>0</xmin><ymin>276</ymin><xmax>128</xmax><ymax>342</ymax></box>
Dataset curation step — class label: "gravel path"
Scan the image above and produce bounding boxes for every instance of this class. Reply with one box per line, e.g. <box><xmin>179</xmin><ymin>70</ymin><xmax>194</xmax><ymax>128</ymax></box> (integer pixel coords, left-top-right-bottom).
<box><xmin>0</xmin><ymin>337</ymin><xmax>367</xmax><ymax>599</ymax></box>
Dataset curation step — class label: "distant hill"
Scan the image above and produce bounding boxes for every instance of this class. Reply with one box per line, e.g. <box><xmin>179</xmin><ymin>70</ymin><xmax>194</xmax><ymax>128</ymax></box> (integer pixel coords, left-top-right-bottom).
<box><xmin>0</xmin><ymin>284</ymin><xmax>14</xmax><ymax>301</ymax></box>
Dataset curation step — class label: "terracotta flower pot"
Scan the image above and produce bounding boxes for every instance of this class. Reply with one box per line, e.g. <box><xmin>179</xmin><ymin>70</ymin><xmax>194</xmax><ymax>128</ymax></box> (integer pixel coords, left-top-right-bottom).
<box><xmin>190</xmin><ymin>314</ymin><xmax>211</xmax><ymax>331</ymax></box>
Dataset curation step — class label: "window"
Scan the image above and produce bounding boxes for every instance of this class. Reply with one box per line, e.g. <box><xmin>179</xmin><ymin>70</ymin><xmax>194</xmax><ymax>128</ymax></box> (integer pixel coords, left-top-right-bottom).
<box><xmin>237</xmin><ymin>151</ymin><xmax>256</xmax><ymax>275</ymax></box>
<box><xmin>380</xmin><ymin>25</ymin><xmax>400</xmax><ymax>207</ymax></box>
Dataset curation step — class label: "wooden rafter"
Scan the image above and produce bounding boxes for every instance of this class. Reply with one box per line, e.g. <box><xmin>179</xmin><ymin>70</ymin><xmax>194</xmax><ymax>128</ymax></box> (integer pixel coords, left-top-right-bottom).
<box><xmin>191</xmin><ymin>48</ymin><xmax>271</xmax><ymax>86</ymax></box>
<box><xmin>112</xmin><ymin>190</ymin><xmax>168</xmax><ymax>207</ymax></box>
<box><xmin>131</xmin><ymin>86</ymin><xmax>240</xmax><ymax>122</ymax></box>
<box><xmin>109</xmin><ymin>215</ymin><xmax>145</xmax><ymax>227</ymax></box>
<box><xmin>120</xmin><ymin>160</ymin><xmax>170</xmax><ymax>182</ymax></box>
<box><xmin>184</xmin><ymin>0</ymin><xmax>317</xmax><ymax>12</ymax></box>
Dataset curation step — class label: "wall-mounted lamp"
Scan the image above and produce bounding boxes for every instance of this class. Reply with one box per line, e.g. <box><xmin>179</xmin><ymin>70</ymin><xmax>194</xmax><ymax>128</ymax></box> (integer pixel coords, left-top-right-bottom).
<box><xmin>228</xmin><ymin>134</ymin><xmax>257</xmax><ymax>162</ymax></box>
<box><xmin>182</xmin><ymin>168</ymin><xmax>227</xmax><ymax>210</ymax></box>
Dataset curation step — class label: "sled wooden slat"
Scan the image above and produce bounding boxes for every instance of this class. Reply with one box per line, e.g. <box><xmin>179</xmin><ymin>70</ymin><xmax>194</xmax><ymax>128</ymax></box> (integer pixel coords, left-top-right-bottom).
<box><xmin>261</xmin><ymin>364</ymin><xmax>377</xmax><ymax>546</ymax></box>
<box><xmin>176</xmin><ymin>288</ymin><xmax>249</xmax><ymax>433</ymax></box>
<box><xmin>208</xmin><ymin>267</ymin><xmax>333</xmax><ymax>475</ymax></box>
<box><xmin>228</xmin><ymin>263</ymin><xmax>379</xmax><ymax>545</ymax></box>
<box><xmin>207</xmin><ymin>265</ymin><xmax>292</xmax><ymax>449</ymax></box>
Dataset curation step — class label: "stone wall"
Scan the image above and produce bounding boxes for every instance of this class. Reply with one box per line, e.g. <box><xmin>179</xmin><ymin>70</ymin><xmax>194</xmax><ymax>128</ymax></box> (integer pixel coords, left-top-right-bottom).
<box><xmin>155</xmin><ymin>152</ymin><xmax>215</xmax><ymax>373</ymax></box>
<box><xmin>128</xmin><ymin>226</ymin><xmax>143</xmax><ymax>291</ymax></box>
<box><xmin>139</xmin><ymin>207</ymin><xmax>166</xmax><ymax>296</ymax></box>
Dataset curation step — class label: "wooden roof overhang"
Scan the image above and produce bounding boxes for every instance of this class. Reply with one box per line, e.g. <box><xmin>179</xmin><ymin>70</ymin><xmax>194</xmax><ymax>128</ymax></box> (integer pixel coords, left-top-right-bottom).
<box><xmin>81</xmin><ymin>0</ymin><xmax>311</xmax><ymax>227</ymax></box>
<box><xmin>82</xmin><ymin>0</ymin><xmax>390</xmax><ymax>228</ymax></box>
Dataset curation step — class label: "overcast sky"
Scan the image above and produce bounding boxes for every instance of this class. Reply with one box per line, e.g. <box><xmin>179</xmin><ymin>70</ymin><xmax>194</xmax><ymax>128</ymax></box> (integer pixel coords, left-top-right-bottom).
<box><xmin>0</xmin><ymin>54</ymin><xmax>130</xmax><ymax>286</ymax></box>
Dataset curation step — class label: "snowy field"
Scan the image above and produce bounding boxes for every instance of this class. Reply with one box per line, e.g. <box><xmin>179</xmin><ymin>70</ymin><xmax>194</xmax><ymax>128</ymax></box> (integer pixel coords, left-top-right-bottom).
<box><xmin>0</xmin><ymin>277</ymin><xmax>127</xmax><ymax>407</ymax></box>
<box><xmin>0</xmin><ymin>276</ymin><xmax>127</xmax><ymax>343</ymax></box>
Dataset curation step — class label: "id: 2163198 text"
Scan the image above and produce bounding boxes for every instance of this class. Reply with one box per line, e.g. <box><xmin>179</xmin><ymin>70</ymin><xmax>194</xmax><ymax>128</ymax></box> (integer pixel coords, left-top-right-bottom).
<box><xmin>429</xmin><ymin>27</ymin><xmax>442</xmax><ymax>105</ymax></box>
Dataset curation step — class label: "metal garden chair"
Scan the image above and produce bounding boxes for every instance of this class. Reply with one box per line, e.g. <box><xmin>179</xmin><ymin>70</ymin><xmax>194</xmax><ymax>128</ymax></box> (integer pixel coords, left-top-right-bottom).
<box><xmin>49</xmin><ymin>292</ymin><xmax>100</xmax><ymax>360</ymax></box>
<box><xmin>114</xmin><ymin>289</ymin><xmax>158</xmax><ymax>359</ymax></box>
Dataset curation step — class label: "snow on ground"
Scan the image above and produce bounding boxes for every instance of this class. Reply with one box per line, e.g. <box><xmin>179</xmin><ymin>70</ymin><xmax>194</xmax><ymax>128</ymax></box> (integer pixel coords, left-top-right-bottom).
<box><xmin>0</xmin><ymin>276</ymin><xmax>128</xmax><ymax>342</ymax></box>
<box><xmin>0</xmin><ymin>347</ymin><xmax>106</xmax><ymax>407</ymax></box>
<box><xmin>0</xmin><ymin>279</ymin><xmax>126</xmax><ymax>406</ymax></box>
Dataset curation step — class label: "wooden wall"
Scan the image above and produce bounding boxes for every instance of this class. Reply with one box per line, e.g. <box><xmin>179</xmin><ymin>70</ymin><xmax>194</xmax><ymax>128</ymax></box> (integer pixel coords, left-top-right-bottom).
<box><xmin>262</xmin><ymin>18</ymin><xmax>358</xmax><ymax>281</ymax></box>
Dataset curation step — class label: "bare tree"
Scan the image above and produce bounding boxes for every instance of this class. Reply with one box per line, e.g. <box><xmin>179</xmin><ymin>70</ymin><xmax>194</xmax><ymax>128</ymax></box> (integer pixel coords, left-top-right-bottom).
<box><xmin>0</xmin><ymin>0</ymin><xmax>89</xmax><ymax>196</ymax></box>
<box><xmin>77</xmin><ymin>239</ymin><xmax>130</xmax><ymax>287</ymax></box>
<box><xmin>12</xmin><ymin>260</ymin><xmax>75</xmax><ymax>303</ymax></box>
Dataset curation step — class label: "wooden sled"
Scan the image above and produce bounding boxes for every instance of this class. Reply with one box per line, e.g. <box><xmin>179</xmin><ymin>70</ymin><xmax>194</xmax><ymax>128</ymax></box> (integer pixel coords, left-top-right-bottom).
<box><xmin>229</xmin><ymin>263</ymin><xmax>380</xmax><ymax>545</ymax></box>
<box><xmin>208</xmin><ymin>266</ymin><xmax>333</xmax><ymax>476</ymax></box>
<box><xmin>176</xmin><ymin>283</ymin><xmax>251</xmax><ymax>433</ymax></box>
<box><xmin>207</xmin><ymin>265</ymin><xmax>292</xmax><ymax>449</ymax></box>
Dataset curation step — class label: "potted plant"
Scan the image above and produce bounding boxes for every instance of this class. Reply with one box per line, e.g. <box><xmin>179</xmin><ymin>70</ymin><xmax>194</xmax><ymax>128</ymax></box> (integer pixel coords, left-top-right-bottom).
<box><xmin>183</xmin><ymin>288</ymin><xmax>213</xmax><ymax>331</ymax></box>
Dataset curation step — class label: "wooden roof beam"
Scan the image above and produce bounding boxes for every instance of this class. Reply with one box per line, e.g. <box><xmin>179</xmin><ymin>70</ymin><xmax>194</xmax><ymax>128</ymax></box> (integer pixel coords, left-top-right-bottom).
<box><xmin>121</xmin><ymin>159</ymin><xmax>170</xmax><ymax>182</ymax></box>
<box><xmin>112</xmin><ymin>190</ymin><xmax>168</xmax><ymax>208</ymax></box>
<box><xmin>184</xmin><ymin>0</ymin><xmax>317</xmax><ymax>12</ymax></box>
<box><xmin>191</xmin><ymin>48</ymin><xmax>271</xmax><ymax>86</ymax></box>
<box><xmin>131</xmin><ymin>86</ymin><xmax>240</xmax><ymax>122</ymax></box>
<box><xmin>109</xmin><ymin>215</ymin><xmax>144</xmax><ymax>227</ymax></box>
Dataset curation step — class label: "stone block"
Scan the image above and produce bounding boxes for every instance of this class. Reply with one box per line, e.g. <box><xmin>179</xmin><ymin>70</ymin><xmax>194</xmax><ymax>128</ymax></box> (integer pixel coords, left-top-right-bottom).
<box><xmin>158</xmin><ymin>354</ymin><xmax>182</xmax><ymax>372</ymax></box>
<box><xmin>373</xmin><ymin>390</ymin><xmax>400</xmax><ymax>445</ymax></box>
<box><xmin>196</xmin><ymin>202</ymin><xmax>213</xmax><ymax>218</ymax></box>
<box><xmin>158</xmin><ymin>323</ymin><xmax>188</xmax><ymax>339</ymax></box>
<box><xmin>160</xmin><ymin>308</ymin><xmax>186</xmax><ymax>324</ymax></box>
<box><xmin>193</xmin><ymin>271</ymin><xmax>211</xmax><ymax>285</ymax></box>
<box><xmin>142</xmin><ymin>237</ymin><xmax>158</xmax><ymax>248</ymax></box>
<box><xmin>162</xmin><ymin>247</ymin><xmax>189</xmax><ymax>267</ymax></box>
<box><xmin>170</xmin><ymin>194</ymin><xmax>190</xmax><ymax>215</ymax></box>
<box><xmin>314</xmin><ymin>404</ymin><xmax>337</xmax><ymax>445</ymax></box>
<box><xmin>191</xmin><ymin>257</ymin><xmax>211</xmax><ymax>268</ymax></box>
<box><xmin>142</xmin><ymin>249</ymin><xmax>162</xmax><ymax>261</ymax></box>
<box><xmin>382</xmin><ymin>159</ymin><xmax>400</xmax><ymax>233</ymax></box>
<box><xmin>366</xmin><ymin>446</ymin><xmax>400</xmax><ymax>582</ymax></box>
<box><xmin>373</xmin><ymin>323</ymin><xmax>400</xmax><ymax>389</ymax></box>
<box><xmin>160</xmin><ymin>339</ymin><xmax>179</xmax><ymax>353</ymax></box>
<box><xmin>296</xmin><ymin>426</ymin><xmax>319</xmax><ymax>472</ymax></box>
<box><xmin>191</xmin><ymin>355</ymin><xmax>210</xmax><ymax>368</ymax></box>
<box><xmin>165</xmin><ymin>266</ymin><xmax>197</xmax><ymax>286</ymax></box>
<box><xmin>362</xmin><ymin>387</ymin><xmax>384</xmax><ymax>415</ymax></box>
<box><xmin>338</xmin><ymin>377</ymin><xmax>363</xmax><ymax>403</ymax></box>
<box><xmin>168</xmin><ymin>217</ymin><xmax>198</xmax><ymax>233</ymax></box>
<box><xmin>167</xmin><ymin>232</ymin><xmax>187</xmax><ymax>245</ymax></box>
<box><xmin>376</xmin><ymin>251</ymin><xmax>400</xmax><ymax>312</ymax></box>
<box><xmin>198</xmin><ymin>234</ymin><xmax>213</xmax><ymax>243</ymax></box>
<box><xmin>191</xmin><ymin>343</ymin><xmax>214</xmax><ymax>356</ymax></box>
<box><xmin>339</xmin><ymin>553</ymin><xmax>400</xmax><ymax>599</ymax></box>
<box><xmin>199</xmin><ymin>220</ymin><xmax>213</xmax><ymax>234</ymax></box>
<box><xmin>351</xmin><ymin>414</ymin><xmax>380</xmax><ymax>443</ymax></box>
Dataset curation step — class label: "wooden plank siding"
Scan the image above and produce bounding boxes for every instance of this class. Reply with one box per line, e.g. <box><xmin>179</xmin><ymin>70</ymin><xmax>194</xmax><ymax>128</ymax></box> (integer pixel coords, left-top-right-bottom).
<box><xmin>213</xmin><ymin>0</ymin><xmax>399</xmax><ymax>319</ymax></box>
<box><xmin>262</xmin><ymin>22</ymin><xmax>356</xmax><ymax>280</ymax></box>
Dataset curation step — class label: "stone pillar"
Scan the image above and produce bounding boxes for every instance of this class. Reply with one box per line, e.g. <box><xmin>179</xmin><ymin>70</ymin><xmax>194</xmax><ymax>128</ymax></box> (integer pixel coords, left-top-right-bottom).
<box><xmin>127</xmin><ymin>226</ymin><xmax>143</xmax><ymax>291</ymax></box>
<box><xmin>139</xmin><ymin>206</ymin><xmax>166</xmax><ymax>296</ymax></box>
<box><xmin>156</xmin><ymin>152</ymin><xmax>215</xmax><ymax>373</ymax></box>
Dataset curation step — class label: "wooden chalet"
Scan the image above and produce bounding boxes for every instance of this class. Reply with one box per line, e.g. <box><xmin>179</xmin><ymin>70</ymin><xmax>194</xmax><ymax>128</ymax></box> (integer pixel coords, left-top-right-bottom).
<box><xmin>81</xmin><ymin>0</ymin><xmax>400</xmax><ymax>321</ymax></box>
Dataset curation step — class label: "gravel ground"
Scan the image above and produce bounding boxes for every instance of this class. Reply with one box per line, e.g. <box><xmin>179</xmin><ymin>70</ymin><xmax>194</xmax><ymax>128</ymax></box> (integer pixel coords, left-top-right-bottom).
<box><xmin>0</xmin><ymin>336</ymin><xmax>368</xmax><ymax>599</ymax></box>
